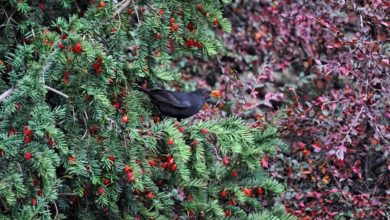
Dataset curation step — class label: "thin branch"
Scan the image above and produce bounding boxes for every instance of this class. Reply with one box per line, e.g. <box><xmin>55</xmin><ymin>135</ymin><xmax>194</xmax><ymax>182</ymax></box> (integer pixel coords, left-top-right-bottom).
<box><xmin>114</xmin><ymin>0</ymin><xmax>131</xmax><ymax>16</ymax></box>
<box><xmin>44</xmin><ymin>85</ymin><xmax>69</xmax><ymax>99</ymax></box>
<box><xmin>0</xmin><ymin>87</ymin><xmax>15</xmax><ymax>101</ymax></box>
<box><xmin>341</xmin><ymin>106</ymin><xmax>364</xmax><ymax>145</ymax></box>
<box><xmin>132</xmin><ymin>0</ymin><xmax>140</xmax><ymax>26</ymax></box>
<box><xmin>53</xmin><ymin>202</ymin><xmax>59</xmax><ymax>220</ymax></box>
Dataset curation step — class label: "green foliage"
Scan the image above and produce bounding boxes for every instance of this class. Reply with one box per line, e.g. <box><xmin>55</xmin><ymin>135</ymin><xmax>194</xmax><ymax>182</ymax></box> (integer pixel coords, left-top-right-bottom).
<box><xmin>0</xmin><ymin>0</ymin><xmax>294</xmax><ymax>219</ymax></box>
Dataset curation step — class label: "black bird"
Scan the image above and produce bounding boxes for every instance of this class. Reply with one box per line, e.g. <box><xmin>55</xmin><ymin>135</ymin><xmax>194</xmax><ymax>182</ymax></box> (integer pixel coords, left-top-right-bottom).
<box><xmin>142</xmin><ymin>88</ymin><xmax>212</xmax><ymax>121</ymax></box>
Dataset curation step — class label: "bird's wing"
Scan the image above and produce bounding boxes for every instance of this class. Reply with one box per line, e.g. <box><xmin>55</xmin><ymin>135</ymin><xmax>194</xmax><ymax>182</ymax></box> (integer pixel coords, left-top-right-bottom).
<box><xmin>148</xmin><ymin>90</ymin><xmax>191</xmax><ymax>108</ymax></box>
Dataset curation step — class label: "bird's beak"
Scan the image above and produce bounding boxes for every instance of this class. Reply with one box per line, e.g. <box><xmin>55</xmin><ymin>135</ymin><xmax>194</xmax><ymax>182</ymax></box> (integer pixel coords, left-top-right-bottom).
<box><xmin>211</xmin><ymin>90</ymin><xmax>221</xmax><ymax>98</ymax></box>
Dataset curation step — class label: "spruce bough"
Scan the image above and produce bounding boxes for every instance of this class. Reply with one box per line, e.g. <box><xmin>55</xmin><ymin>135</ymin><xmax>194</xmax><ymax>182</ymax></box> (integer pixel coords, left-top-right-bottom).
<box><xmin>0</xmin><ymin>0</ymin><xmax>295</xmax><ymax>219</ymax></box>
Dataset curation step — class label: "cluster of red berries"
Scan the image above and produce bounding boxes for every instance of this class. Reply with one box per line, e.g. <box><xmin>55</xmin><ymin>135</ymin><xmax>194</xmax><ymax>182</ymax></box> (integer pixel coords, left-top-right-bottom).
<box><xmin>92</xmin><ymin>57</ymin><xmax>103</xmax><ymax>75</ymax></box>
<box><xmin>63</xmin><ymin>70</ymin><xmax>70</xmax><ymax>84</ymax></box>
<box><xmin>186</xmin><ymin>39</ymin><xmax>203</xmax><ymax>49</ymax></box>
<box><xmin>24</xmin><ymin>126</ymin><xmax>32</xmax><ymax>143</ymax></box>
<box><xmin>57</xmin><ymin>33</ymin><xmax>83</xmax><ymax>54</ymax></box>
<box><xmin>124</xmin><ymin>165</ymin><xmax>136</xmax><ymax>182</ymax></box>
<box><xmin>169</xmin><ymin>17</ymin><xmax>178</xmax><ymax>32</ymax></box>
<box><xmin>242</xmin><ymin>187</ymin><xmax>264</xmax><ymax>197</ymax></box>
<box><xmin>160</xmin><ymin>155</ymin><xmax>177</xmax><ymax>172</ymax></box>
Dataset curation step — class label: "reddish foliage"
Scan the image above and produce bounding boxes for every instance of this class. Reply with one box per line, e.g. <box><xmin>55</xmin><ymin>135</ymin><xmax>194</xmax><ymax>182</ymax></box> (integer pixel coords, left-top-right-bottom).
<box><xmin>181</xmin><ymin>0</ymin><xmax>389</xmax><ymax>218</ymax></box>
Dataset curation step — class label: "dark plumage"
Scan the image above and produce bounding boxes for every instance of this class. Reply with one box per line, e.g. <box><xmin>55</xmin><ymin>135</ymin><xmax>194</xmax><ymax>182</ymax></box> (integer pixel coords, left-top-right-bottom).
<box><xmin>142</xmin><ymin>88</ymin><xmax>211</xmax><ymax>121</ymax></box>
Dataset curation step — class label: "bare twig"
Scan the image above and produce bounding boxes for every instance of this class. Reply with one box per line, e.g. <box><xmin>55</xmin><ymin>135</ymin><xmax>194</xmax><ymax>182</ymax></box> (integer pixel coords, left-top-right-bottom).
<box><xmin>114</xmin><ymin>0</ymin><xmax>131</xmax><ymax>16</ymax></box>
<box><xmin>132</xmin><ymin>0</ymin><xmax>140</xmax><ymax>26</ymax></box>
<box><xmin>0</xmin><ymin>85</ymin><xmax>69</xmax><ymax>102</ymax></box>
<box><xmin>341</xmin><ymin>106</ymin><xmax>365</xmax><ymax>145</ymax></box>
<box><xmin>44</xmin><ymin>85</ymin><xmax>69</xmax><ymax>99</ymax></box>
<box><xmin>0</xmin><ymin>87</ymin><xmax>15</xmax><ymax>101</ymax></box>
<box><xmin>53</xmin><ymin>202</ymin><xmax>59</xmax><ymax>220</ymax></box>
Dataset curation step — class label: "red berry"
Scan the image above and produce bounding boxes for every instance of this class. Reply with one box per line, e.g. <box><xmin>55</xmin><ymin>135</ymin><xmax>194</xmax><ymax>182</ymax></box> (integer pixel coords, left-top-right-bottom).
<box><xmin>243</xmin><ymin>188</ymin><xmax>252</xmax><ymax>197</ymax></box>
<box><xmin>187</xmin><ymin>22</ymin><xmax>195</xmax><ymax>32</ymax></box>
<box><xmin>178</xmin><ymin>127</ymin><xmax>184</xmax><ymax>133</ymax></box>
<box><xmin>196</xmin><ymin>5</ymin><xmax>203</xmax><ymax>11</ymax></box>
<box><xmin>168</xmin><ymin>157</ymin><xmax>175</xmax><ymax>165</ymax></box>
<box><xmin>97</xmin><ymin>56</ymin><xmax>103</xmax><ymax>64</ymax></box>
<box><xmin>98</xmin><ymin>187</ymin><xmax>104</xmax><ymax>195</ymax></box>
<box><xmin>61</xmin><ymin>33</ymin><xmax>67</xmax><ymax>40</ymax></box>
<box><xmin>24</xmin><ymin>136</ymin><xmax>31</xmax><ymax>143</ymax></box>
<box><xmin>127</xmin><ymin>8</ymin><xmax>133</xmax><ymax>14</ymax></box>
<box><xmin>113</xmin><ymin>101</ymin><xmax>120</xmax><ymax>109</ymax></box>
<box><xmin>169</xmin><ymin>164</ymin><xmax>177</xmax><ymax>171</ymax></box>
<box><xmin>108</xmin><ymin>155</ymin><xmax>116</xmax><ymax>162</ymax></box>
<box><xmin>257</xmin><ymin>187</ymin><xmax>264</xmax><ymax>195</ymax></box>
<box><xmin>161</xmin><ymin>162</ymin><xmax>169</xmax><ymax>169</ymax></box>
<box><xmin>33</xmin><ymin>179</ymin><xmax>39</xmax><ymax>187</ymax></box>
<box><xmin>229</xmin><ymin>199</ymin><xmax>236</xmax><ymax>206</ymax></box>
<box><xmin>222</xmin><ymin>156</ymin><xmax>230</xmax><ymax>166</ymax></box>
<box><xmin>148</xmin><ymin>160</ymin><xmax>157</xmax><ymax>167</ymax></box>
<box><xmin>31</xmin><ymin>197</ymin><xmax>37</xmax><ymax>206</ymax></box>
<box><xmin>224</xmin><ymin>210</ymin><xmax>232</xmax><ymax>217</ymax></box>
<box><xmin>147</xmin><ymin>191</ymin><xmax>153</xmax><ymax>199</ymax></box>
<box><xmin>136</xmin><ymin>159</ymin><xmax>141</xmax><ymax>164</ymax></box>
<box><xmin>92</xmin><ymin>62</ymin><xmax>100</xmax><ymax>70</ymax></box>
<box><xmin>196</xmin><ymin>41</ymin><xmax>203</xmax><ymax>49</ymax></box>
<box><xmin>155</xmin><ymin>33</ymin><xmax>162</xmax><ymax>40</ymax></box>
<box><xmin>24</xmin><ymin>128</ymin><xmax>31</xmax><ymax>136</ymax></box>
<box><xmin>213</xmin><ymin>18</ymin><xmax>219</xmax><ymax>26</ymax></box>
<box><xmin>38</xmin><ymin>3</ymin><xmax>45</xmax><ymax>10</ymax></box>
<box><xmin>15</xmin><ymin>103</ymin><xmax>22</xmax><ymax>110</ymax></box>
<box><xmin>168</xmin><ymin>137</ymin><xmax>174</xmax><ymax>145</ymax></box>
<box><xmin>231</xmin><ymin>169</ymin><xmax>238</xmax><ymax>177</ymax></box>
<box><xmin>73</xmin><ymin>43</ymin><xmax>82</xmax><ymax>54</ymax></box>
<box><xmin>219</xmin><ymin>190</ymin><xmax>228</xmax><ymax>199</ymax></box>
<box><xmin>201</xmin><ymin>128</ymin><xmax>208</xmax><ymax>134</ymax></box>
<box><xmin>170</xmin><ymin>23</ymin><xmax>178</xmax><ymax>32</ymax></box>
<box><xmin>24</xmin><ymin>152</ymin><xmax>32</xmax><ymax>160</ymax></box>
<box><xmin>124</xmin><ymin>165</ymin><xmax>132</xmax><ymax>173</ymax></box>
<box><xmin>49</xmin><ymin>139</ymin><xmax>54</xmax><ymax>146</ymax></box>
<box><xmin>37</xmin><ymin>189</ymin><xmax>43</xmax><ymax>197</ymax></box>
<box><xmin>85</xmin><ymin>165</ymin><xmax>91</xmax><ymax>171</ymax></box>
<box><xmin>58</xmin><ymin>42</ymin><xmax>65</xmax><ymax>49</ymax></box>
<box><xmin>127</xmin><ymin>172</ymin><xmax>135</xmax><ymax>182</ymax></box>
<box><xmin>121</xmin><ymin>115</ymin><xmax>128</xmax><ymax>123</ymax></box>
<box><xmin>169</xmin><ymin>17</ymin><xmax>175</xmax><ymax>24</ymax></box>
<box><xmin>159</xmin><ymin>9</ymin><xmax>164</xmax><ymax>15</ymax></box>
<box><xmin>68</xmin><ymin>156</ymin><xmax>76</xmax><ymax>163</ymax></box>
<box><xmin>186</xmin><ymin>39</ymin><xmax>196</xmax><ymax>47</ymax></box>
<box><xmin>188</xmin><ymin>210</ymin><xmax>195</xmax><ymax>218</ymax></box>
<box><xmin>102</xmin><ymin>178</ymin><xmax>110</xmax><ymax>186</ymax></box>
<box><xmin>193</xmin><ymin>140</ymin><xmax>198</xmax><ymax>145</ymax></box>
<box><xmin>99</xmin><ymin>1</ymin><xmax>105</xmax><ymax>7</ymax></box>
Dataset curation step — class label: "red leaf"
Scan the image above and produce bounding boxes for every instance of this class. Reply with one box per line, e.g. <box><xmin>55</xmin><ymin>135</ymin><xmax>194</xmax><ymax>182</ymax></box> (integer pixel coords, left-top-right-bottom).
<box><xmin>261</xmin><ymin>156</ymin><xmax>269</xmax><ymax>169</ymax></box>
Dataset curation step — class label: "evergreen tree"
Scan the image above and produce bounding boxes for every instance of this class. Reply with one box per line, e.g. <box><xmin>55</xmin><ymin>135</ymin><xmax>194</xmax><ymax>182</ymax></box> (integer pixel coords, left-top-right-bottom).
<box><xmin>0</xmin><ymin>0</ymin><xmax>295</xmax><ymax>219</ymax></box>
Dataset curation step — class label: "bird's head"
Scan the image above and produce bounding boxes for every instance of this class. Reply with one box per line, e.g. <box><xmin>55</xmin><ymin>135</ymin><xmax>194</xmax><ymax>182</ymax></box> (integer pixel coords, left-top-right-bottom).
<box><xmin>194</xmin><ymin>88</ymin><xmax>212</xmax><ymax>99</ymax></box>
